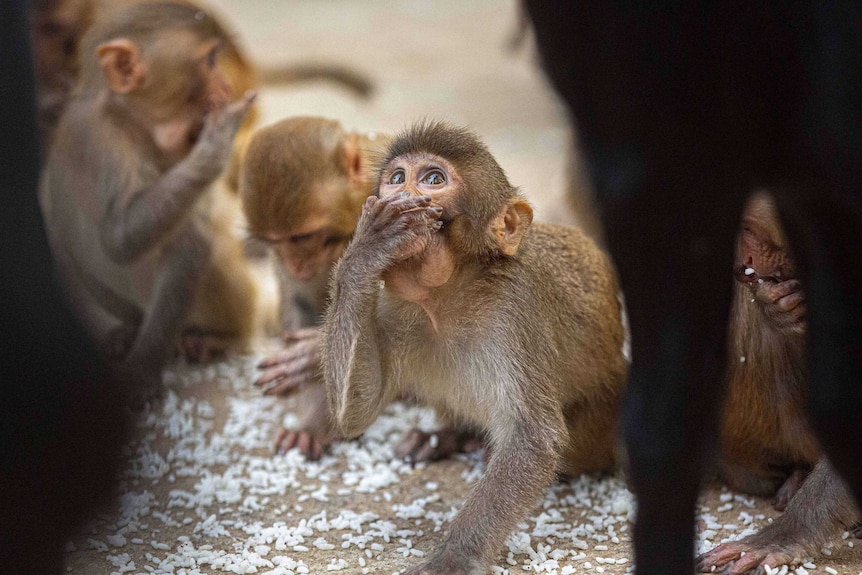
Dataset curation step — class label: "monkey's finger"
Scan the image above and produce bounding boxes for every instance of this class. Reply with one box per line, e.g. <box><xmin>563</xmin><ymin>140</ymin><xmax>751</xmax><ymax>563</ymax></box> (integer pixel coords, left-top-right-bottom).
<box><xmin>259</xmin><ymin>353</ymin><xmax>316</xmax><ymax>379</ymax></box>
<box><xmin>309</xmin><ymin>437</ymin><xmax>324</xmax><ymax>461</ymax></box>
<box><xmin>377</xmin><ymin>193</ymin><xmax>433</xmax><ymax>225</ymax></box>
<box><xmin>274</xmin><ymin>428</ymin><xmax>298</xmax><ymax>455</ymax></box>
<box><xmin>724</xmin><ymin>551</ymin><xmax>766</xmax><ymax>575</ymax></box>
<box><xmin>695</xmin><ymin>545</ymin><xmax>741</xmax><ymax>572</ymax></box>
<box><xmin>257</xmin><ymin>348</ymin><xmax>310</xmax><ymax>369</ymax></box>
<box><xmin>749</xmin><ymin>553</ymin><xmax>792</xmax><ymax>575</ymax></box>
<box><xmin>264</xmin><ymin>373</ymin><xmax>315</xmax><ymax>396</ymax></box>
<box><xmin>776</xmin><ymin>291</ymin><xmax>805</xmax><ymax>313</ymax></box>
<box><xmin>282</xmin><ymin>327</ymin><xmax>319</xmax><ymax>343</ymax></box>
<box><xmin>297</xmin><ymin>432</ymin><xmax>312</xmax><ymax>458</ymax></box>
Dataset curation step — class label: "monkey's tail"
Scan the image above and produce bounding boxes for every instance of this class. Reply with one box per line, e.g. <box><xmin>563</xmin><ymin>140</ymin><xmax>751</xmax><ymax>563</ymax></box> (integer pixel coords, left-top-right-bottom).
<box><xmin>257</xmin><ymin>63</ymin><xmax>375</xmax><ymax>98</ymax></box>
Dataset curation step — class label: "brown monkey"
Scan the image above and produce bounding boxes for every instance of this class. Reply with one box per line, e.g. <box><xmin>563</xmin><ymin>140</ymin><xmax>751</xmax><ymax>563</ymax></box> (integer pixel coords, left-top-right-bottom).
<box><xmin>40</xmin><ymin>2</ymin><xmax>255</xmax><ymax>403</ymax></box>
<box><xmin>239</xmin><ymin>117</ymin><xmax>389</xmax><ymax>458</ymax></box>
<box><xmin>697</xmin><ymin>193</ymin><xmax>860</xmax><ymax>573</ymax></box>
<box><xmin>322</xmin><ymin>121</ymin><xmax>627</xmax><ymax>575</ymax></box>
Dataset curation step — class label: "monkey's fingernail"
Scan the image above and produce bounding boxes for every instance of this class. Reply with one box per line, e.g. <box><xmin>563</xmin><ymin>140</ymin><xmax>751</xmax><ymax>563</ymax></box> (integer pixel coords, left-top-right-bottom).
<box><xmin>431</xmin><ymin>207</ymin><xmax>443</xmax><ymax>214</ymax></box>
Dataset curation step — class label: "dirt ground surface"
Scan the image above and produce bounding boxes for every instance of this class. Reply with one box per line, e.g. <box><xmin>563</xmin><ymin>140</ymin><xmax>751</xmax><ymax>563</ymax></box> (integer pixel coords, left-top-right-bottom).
<box><xmin>65</xmin><ymin>1</ymin><xmax>862</xmax><ymax>574</ymax></box>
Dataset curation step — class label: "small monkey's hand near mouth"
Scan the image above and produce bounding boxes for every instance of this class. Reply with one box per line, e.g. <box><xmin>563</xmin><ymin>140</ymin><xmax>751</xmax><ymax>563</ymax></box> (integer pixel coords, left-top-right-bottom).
<box><xmin>751</xmin><ymin>278</ymin><xmax>807</xmax><ymax>335</ymax></box>
<box><xmin>188</xmin><ymin>90</ymin><xmax>256</xmax><ymax>179</ymax></box>
<box><xmin>351</xmin><ymin>192</ymin><xmax>442</xmax><ymax>271</ymax></box>
<box><xmin>736</xmin><ymin>265</ymin><xmax>807</xmax><ymax>335</ymax></box>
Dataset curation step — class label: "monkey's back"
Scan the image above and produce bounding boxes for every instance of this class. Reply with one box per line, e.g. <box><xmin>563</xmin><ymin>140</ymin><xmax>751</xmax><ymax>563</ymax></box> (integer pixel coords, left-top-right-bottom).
<box><xmin>513</xmin><ymin>222</ymin><xmax>628</xmax><ymax>474</ymax></box>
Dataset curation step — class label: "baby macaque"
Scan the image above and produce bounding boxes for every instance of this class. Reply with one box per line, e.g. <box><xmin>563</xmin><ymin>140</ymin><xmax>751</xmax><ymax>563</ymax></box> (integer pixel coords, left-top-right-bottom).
<box><xmin>322</xmin><ymin>121</ymin><xmax>628</xmax><ymax>575</ymax></box>
<box><xmin>40</xmin><ymin>2</ymin><xmax>256</xmax><ymax>404</ymax></box>
<box><xmin>239</xmin><ymin>117</ymin><xmax>389</xmax><ymax>458</ymax></box>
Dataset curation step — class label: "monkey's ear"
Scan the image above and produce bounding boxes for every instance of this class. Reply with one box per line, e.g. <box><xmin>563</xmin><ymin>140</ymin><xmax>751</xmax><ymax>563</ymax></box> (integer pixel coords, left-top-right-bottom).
<box><xmin>97</xmin><ymin>39</ymin><xmax>147</xmax><ymax>94</ymax></box>
<box><xmin>490</xmin><ymin>198</ymin><xmax>533</xmax><ymax>256</ymax></box>
<box><xmin>344</xmin><ymin>134</ymin><xmax>364</xmax><ymax>188</ymax></box>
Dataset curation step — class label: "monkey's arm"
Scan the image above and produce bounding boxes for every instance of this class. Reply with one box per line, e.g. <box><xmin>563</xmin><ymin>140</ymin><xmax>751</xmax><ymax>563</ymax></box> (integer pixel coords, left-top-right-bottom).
<box><xmin>411</xmin><ymin>407</ymin><xmax>564</xmax><ymax>575</ymax></box>
<box><xmin>697</xmin><ymin>458</ymin><xmax>860</xmax><ymax>573</ymax></box>
<box><xmin>322</xmin><ymin>192</ymin><xmax>439</xmax><ymax>438</ymax></box>
<box><xmin>321</xmin><ymin>247</ymin><xmax>389</xmax><ymax>439</ymax></box>
<box><xmin>100</xmin><ymin>95</ymin><xmax>254</xmax><ymax>263</ymax></box>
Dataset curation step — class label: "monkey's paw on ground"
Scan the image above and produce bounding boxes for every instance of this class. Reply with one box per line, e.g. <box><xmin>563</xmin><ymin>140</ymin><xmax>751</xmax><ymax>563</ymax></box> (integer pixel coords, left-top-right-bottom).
<box><xmin>274</xmin><ymin>427</ymin><xmax>328</xmax><ymax>460</ymax></box>
<box><xmin>696</xmin><ymin>536</ymin><xmax>810</xmax><ymax>574</ymax></box>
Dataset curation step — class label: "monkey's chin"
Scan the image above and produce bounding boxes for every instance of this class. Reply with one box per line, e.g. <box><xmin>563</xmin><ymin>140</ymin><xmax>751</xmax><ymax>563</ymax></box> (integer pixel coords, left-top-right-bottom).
<box><xmin>383</xmin><ymin>240</ymin><xmax>454</xmax><ymax>303</ymax></box>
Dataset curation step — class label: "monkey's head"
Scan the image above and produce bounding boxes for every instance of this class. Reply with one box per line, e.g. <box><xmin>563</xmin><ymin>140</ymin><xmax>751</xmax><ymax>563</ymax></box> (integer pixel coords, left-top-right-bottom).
<box><xmin>79</xmin><ymin>2</ymin><xmax>231</xmax><ymax>157</ymax></box>
<box><xmin>240</xmin><ymin>117</ymin><xmax>370</xmax><ymax>282</ymax></box>
<box><xmin>376</xmin><ymin>121</ymin><xmax>534</xmax><ymax>297</ymax></box>
<box><xmin>734</xmin><ymin>192</ymin><xmax>797</xmax><ymax>285</ymax></box>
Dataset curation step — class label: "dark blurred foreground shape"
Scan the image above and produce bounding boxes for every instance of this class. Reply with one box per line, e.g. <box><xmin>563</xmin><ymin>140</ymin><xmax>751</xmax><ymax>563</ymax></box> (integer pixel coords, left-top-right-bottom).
<box><xmin>524</xmin><ymin>2</ymin><xmax>862</xmax><ymax>574</ymax></box>
<box><xmin>0</xmin><ymin>1</ymin><xmax>128</xmax><ymax>573</ymax></box>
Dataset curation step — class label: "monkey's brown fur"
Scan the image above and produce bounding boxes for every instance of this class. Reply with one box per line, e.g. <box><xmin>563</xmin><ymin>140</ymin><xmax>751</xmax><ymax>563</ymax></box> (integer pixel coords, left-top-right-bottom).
<box><xmin>698</xmin><ymin>193</ymin><xmax>860</xmax><ymax>573</ymax></box>
<box><xmin>40</xmin><ymin>2</ymin><xmax>256</xmax><ymax>402</ymax></box>
<box><xmin>323</xmin><ymin>121</ymin><xmax>627</xmax><ymax>575</ymax></box>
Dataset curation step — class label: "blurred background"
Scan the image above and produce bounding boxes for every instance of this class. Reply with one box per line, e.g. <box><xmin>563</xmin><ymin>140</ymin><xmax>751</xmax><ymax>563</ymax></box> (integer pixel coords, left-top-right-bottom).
<box><xmin>207</xmin><ymin>0</ymin><xmax>583</xmax><ymax>226</ymax></box>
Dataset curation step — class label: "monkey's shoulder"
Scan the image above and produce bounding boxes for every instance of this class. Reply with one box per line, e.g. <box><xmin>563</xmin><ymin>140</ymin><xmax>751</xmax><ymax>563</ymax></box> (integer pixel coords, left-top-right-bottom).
<box><xmin>523</xmin><ymin>223</ymin><xmax>612</xmax><ymax>273</ymax></box>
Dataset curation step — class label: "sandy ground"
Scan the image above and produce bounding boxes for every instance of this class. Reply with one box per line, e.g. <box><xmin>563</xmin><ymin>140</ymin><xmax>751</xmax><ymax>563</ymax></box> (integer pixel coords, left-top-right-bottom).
<box><xmin>64</xmin><ymin>1</ymin><xmax>862</xmax><ymax>574</ymax></box>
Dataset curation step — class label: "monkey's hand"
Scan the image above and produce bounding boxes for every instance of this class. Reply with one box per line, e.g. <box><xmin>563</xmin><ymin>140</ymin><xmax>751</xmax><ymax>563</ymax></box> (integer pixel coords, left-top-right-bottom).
<box><xmin>348</xmin><ymin>192</ymin><xmax>442</xmax><ymax>273</ymax></box>
<box><xmin>695</xmin><ymin>524</ymin><xmax>813</xmax><ymax>575</ymax></box>
<box><xmin>274</xmin><ymin>383</ymin><xmax>333</xmax><ymax>461</ymax></box>
<box><xmin>274</xmin><ymin>427</ymin><xmax>329</xmax><ymax>461</ymax></box>
<box><xmin>751</xmin><ymin>278</ymin><xmax>807</xmax><ymax>336</ymax></box>
<box><xmin>187</xmin><ymin>91</ymin><xmax>256</xmax><ymax>180</ymax></box>
<box><xmin>255</xmin><ymin>328</ymin><xmax>321</xmax><ymax>396</ymax></box>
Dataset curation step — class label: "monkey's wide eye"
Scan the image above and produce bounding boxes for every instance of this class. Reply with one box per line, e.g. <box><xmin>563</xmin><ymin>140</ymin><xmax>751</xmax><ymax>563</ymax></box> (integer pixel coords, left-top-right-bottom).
<box><xmin>421</xmin><ymin>170</ymin><xmax>446</xmax><ymax>186</ymax></box>
<box><xmin>388</xmin><ymin>170</ymin><xmax>406</xmax><ymax>185</ymax></box>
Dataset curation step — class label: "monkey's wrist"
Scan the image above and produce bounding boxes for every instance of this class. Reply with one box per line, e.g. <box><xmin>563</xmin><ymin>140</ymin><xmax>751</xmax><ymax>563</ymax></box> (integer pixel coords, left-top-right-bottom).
<box><xmin>183</xmin><ymin>149</ymin><xmax>229</xmax><ymax>183</ymax></box>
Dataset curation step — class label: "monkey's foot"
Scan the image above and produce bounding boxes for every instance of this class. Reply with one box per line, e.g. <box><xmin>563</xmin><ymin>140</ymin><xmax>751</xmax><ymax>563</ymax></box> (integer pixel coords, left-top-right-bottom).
<box><xmin>274</xmin><ymin>427</ymin><xmax>328</xmax><ymax>461</ymax></box>
<box><xmin>696</xmin><ymin>539</ymin><xmax>807</xmax><ymax>574</ymax></box>
<box><xmin>402</xmin><ymin>552</ymin><xmax>479</xmax><ymax>575</ymax></box>
<box><xmin>394</xmin><ymin>427</ymin><xmax>484</xmax><ymax>463</ymax></box>
<box><xmin>178</xmin><ymin>326</ymin><xmax>231</xmax><ymax>363</ymax></box>
<box><xmin>852</xmin><ymin>520</ymin><xmax>862</xmax><ymax>539</ymax></box>
<box><xmin>772</xmin><ymin>468</ymin><xmax>808</xmax><ymax>511</ymax></box>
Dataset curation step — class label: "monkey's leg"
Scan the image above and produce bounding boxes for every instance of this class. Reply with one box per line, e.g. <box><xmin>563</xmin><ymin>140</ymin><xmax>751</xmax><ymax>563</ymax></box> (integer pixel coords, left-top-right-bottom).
<box><xmin>119</xmin><ymin>226</ymin><xmax>212</xmax><ymax>403</ymax></box>
<box><xmin>696</xmin><ymin>459</ymin><xmax>859</xmax><ymax>573</ymax></box>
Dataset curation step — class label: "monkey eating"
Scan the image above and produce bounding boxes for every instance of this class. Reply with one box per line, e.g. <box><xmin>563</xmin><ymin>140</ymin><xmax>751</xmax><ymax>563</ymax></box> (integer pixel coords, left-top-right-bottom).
<box><xmin>697</xmin><ymin>193</ymin><xmax>861</xmax><ymax>574</ymax></box>
<box><xmin>39</xmin><ymin>2</ymin><xmax>255</xmax><ymax>404</ymax></box>
<box><xmin>321</xmin><ymin>121</ymin><xmax>627</xmax><ymax>575</ymax></box>
<box><xmin>239</xmin><ymin>117</ymin><xmax>390</xmax><ymax>458</ymax></box>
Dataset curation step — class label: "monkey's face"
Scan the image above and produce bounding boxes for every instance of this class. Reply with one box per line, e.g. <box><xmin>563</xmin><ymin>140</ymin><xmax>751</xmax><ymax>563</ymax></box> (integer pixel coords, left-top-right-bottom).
<box><xmin>734</xmin><ymin>194</ymin><xmax>796</xmax><ymax>285</ymax></box>
<box><xmin>377</xmin><ymin>153</ymin><xmax>459</xmax><ymax>299</ymax></box>
<box><xmin>265</xmin><ymin>213</ymin><xmax>352</xmax><ymax>282</ymax></box>
<box><xmin>137</xmin><ymin>35</ymin><xmax>231</xmax><ymax>157</ymax></box>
